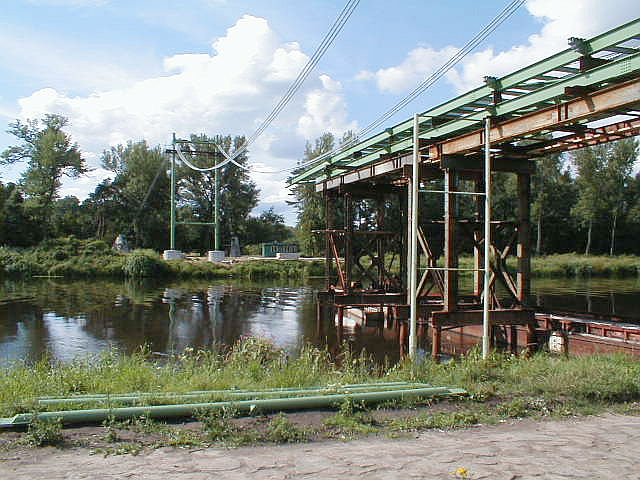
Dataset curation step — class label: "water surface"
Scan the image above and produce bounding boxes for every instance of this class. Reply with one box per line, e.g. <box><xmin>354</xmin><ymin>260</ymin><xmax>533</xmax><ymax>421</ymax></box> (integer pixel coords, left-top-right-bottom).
<box><xmin>1</xmin><ymin>276</ymin><xmax>639</xmax><ymax>364</ymax></box>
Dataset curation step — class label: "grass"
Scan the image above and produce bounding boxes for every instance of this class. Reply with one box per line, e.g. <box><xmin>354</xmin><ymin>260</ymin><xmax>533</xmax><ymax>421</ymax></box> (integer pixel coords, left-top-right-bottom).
<box><xmin>0</xmin><ymin>237</ymin><xmax>323</xmax><ymax>280</ymax></box>
<box><xmin>1</xmin><ymin>337</ymin><xmax>639</xmax><ymax>453</ymax></box>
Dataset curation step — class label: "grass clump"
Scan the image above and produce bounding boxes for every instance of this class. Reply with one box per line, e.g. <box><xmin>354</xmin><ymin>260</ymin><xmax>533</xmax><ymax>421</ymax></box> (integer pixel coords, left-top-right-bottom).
<box><xmin>24</xmin><ymin>417</ymin><xmax>64</xmax><ymax>447</ymax></box>
<box><xmin>264</xmin><ymin>413</ymin><xmax>308</xmax><ymax>443</ymax></box>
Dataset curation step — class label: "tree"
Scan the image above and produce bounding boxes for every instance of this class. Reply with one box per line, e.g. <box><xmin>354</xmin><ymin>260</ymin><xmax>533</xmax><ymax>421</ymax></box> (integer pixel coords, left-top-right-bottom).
<box><xmin>1</xmin><ymin>115</ymin><xmax>87</xmax><ymax>238</ymax></box>
<box><xmin>176</xmin><ymin>134</ymin><xmax>259</xmax><ymax>251</ymax></box>
<box><xmin>571</xmin><ymin>139</ymin><xmax>638</xmax><ymax>255</ymax></box>
<box><xmin>288</xmin><ymin>133</ymin><xmax>335</xmax><ymax>256</ymax></box>
<box><xmin>0</xmin><ymin>182</ymin><xmax>39</xmax><ymax>246</ymax></box>
<box><xmin>602</xmin><ymin>138</ymin><xmax>638</xmax><ymax>255</ymax></box>
<box><xmin>572</xmin><ymin>144</ymin><xmax>608</xmax><ymax>255</ymax></box>
<box><xmin>101</xmin><ymin>141</ymin><xmax>169</xmax><ymax>249</ymax></box>
<box><xmin>243</xmin><ymin>208</ymin><xmax>290</xmax><ymax>246</ymax></box>
<box><xmin>531</xmin><ymin>153</ymin><xmax>571</xmax><ymax>255</ymax></box>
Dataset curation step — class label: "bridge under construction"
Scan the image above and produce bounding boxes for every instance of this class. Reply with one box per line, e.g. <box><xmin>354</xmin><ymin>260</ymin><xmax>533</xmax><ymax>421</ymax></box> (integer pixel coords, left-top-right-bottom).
<box><xmin>289</xmin><ymin>18</ymin><xmax>640</xmax><ymax>359</ymax></box>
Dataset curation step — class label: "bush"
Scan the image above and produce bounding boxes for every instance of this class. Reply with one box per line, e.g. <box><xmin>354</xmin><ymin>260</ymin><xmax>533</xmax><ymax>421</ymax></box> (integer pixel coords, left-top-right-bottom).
<box><xmin>123</xmin><ymin>250</ymin><xmax>168</xmax><ymax>278</ymax></box>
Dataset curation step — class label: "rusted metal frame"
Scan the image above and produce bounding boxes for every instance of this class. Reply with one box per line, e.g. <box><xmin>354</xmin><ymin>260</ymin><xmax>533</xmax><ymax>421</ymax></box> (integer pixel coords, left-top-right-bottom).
<box><xmin>376</xmin><ymin>198</ymin><xmax>385</xmax><ymax>288</ymax></box>
<box><xmin>527</xmin><ymin>118</ymin><xmax>640</xmax><ymax>155</ymax></box>
<box><xmin>432</xmin><ymin>309</ymin><xmax>535</xmax><ymax>328</ymax></box>
<box><xmin>344</xmin><ymin>194</ymin><xmax>354</xmax><ymax>292</ymax></box>
<box><xmin>489</xmin><ymin>234</ymin><xmax>520</xmax><ymax>303</ymax></box>
<box><xmin>324</xmin><ymin>187</ymin><xmax>333</xmax><ymax>290</ymax></box>
<box><xmin>429</xmin><ymin>76</ymin><xmax>640</xmax><ymax>160</ymax></box>
<box><xmin>352</xmin><ymin>235</ymin><xmax>381</xmax><ymax>287</ymax></box>
<box><xmin>416</xmin><ymin>226</ymin><xmax>445</xmax><ymax>297</ymax></box>
<box><xmin>329</xmin><ymin>233</ymin><xmax>346</xmax><ymax>290</ymax></box>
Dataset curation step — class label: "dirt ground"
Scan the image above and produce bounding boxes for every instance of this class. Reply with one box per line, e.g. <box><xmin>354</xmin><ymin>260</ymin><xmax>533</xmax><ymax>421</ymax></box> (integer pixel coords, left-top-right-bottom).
<box><xmin>1</xmin><ymin>413</ymin><xmax>639</xmax><ymax>479</ymax></box>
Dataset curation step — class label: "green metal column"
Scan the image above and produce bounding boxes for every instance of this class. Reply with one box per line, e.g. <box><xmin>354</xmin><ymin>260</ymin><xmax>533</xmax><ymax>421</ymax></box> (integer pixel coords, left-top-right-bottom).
<box><xmin>214</xmin><ymin>152</ymin><xmax>221</xmax><ymax>251</ymax></box>
<box><xmin>170</xmin><ymin>132</ymin><xmax>176</xmax><ymax>250</ymax></box>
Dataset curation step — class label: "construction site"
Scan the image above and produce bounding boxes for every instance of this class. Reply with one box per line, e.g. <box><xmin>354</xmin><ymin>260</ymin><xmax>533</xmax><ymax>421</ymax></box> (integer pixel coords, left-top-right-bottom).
<box><xmin>290</xmin><ymin>18</ymin><xmax>640</xmax><ymax>360</ymax></box>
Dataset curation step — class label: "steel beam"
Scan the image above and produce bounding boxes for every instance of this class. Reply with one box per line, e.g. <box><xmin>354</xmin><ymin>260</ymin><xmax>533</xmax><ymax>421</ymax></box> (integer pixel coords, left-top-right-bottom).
<box><xmin>290</xmin><ymin>19</ymin><xmax>640</xmax><ymax>185</ymax></box>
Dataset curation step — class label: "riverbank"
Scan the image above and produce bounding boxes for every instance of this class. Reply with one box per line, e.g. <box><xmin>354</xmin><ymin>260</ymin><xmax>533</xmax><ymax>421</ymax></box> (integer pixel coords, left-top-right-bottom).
<box><xmin>2</xmin><ymin>238</ymin><xmax>640</xmax><ymax>279</ymax></box>
<box><xmin>0</xmin><ymin>238</ymin><xmax>323</xmax><ymax>279</ymax></box>
<box><xmin>1</xmin><ymin>338</ymin><xmax>639</xmax><ymax>452</ymax></box>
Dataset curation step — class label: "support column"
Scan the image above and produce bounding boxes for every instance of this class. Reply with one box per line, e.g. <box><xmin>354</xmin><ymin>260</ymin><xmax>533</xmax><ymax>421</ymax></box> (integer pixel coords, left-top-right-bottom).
<box><xmin>170</xmin><ymin>132</ymin><xmax>176</xmax><ymax>250</ymax></box>
<box><xmin>473</xmin><ymin>179</ymin><xmax>484</xmax><ymax>298</ymax></box>
<box><xmin>482</xmin><ymin>117</ymin><xmax>492</xmax><ymax>359</ymax></box>
<box><xmin>344</xmin><ymin>193</ymin><xmax>353</xmax><ymax>292</ymax></box>
<box><xmin>443</xmin><ymin>169</ymin><xmax>458</xmax><ymax>312</ymax></box>
<box><xmin>409</xmin><ymin>113</ymin><xmax>420</xmax><ymax>359</ymax></box>
<box><xmin>376</xmin><ymin>198</ymin><xmax>385</xmax><ymax>289</ymax></box>
<box><xmin>214</xmin><ymin>152</ymin><xmax>221</xmax><ymax>251</ymax></box>
<box><xmin>517</xmin><ymin>173</ymin><xmax>531</xmax><ymax>302</ymax></box>
<box><xmin>324</xmin><ymin>189</ymin><xmax>333</xmax><ymax>290</ymax></box>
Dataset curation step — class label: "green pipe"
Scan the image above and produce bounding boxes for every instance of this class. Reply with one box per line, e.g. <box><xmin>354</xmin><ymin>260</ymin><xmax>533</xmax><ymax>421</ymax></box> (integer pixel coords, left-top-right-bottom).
<box><xmin>3</xmin><ymin>386</ymin><xmax>466</xmax><ymax>427</ymax></box>
<box><xmin>37</xmin><ymin>382</ymin><xmax>411</xmax><ymax>401</ymax></box>
<box><xmin>37</xmin><ymin>383</ymin><xmax>428</xmax><ymax>406</ymax></box>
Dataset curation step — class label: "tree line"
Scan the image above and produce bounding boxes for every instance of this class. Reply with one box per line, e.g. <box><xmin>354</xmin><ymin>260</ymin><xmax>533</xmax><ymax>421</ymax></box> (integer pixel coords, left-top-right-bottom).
<box><xmin>289</xmin><ymin>132</ymin><xmax>640</xmax><ymax>257</ymax></box>
<box><xmin>0</xmin><ymin>115</ymin><xmax>291</xmax><ymax>252</ymax></box>
<box><xmin>2</xmin><ymin>115</ymin><xmax>639</xmax><ymax>256</ymax></box>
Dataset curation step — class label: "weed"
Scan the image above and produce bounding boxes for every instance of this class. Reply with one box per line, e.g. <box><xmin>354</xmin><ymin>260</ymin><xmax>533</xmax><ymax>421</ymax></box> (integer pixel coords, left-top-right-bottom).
<box><xmin>264</xmin><ymin>414</ymin><xmax>307</xmax><ymax>443</ymax></box>
<box><xmin>24</xmin><ymin>417</ymin><xmax>64</xmax><ymax>447</ymax></box>
<box><xmin>92</xmin><ymin>442</ymin><xmax>143</xmax><ymax>456</ymax></box>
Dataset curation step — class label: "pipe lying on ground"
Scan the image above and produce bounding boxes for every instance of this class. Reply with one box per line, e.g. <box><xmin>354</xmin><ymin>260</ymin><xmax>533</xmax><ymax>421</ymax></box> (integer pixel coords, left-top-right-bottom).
<box><xmin>1</xmin><ymin>385</ymin><xmax>466</xmax><ymax>427</ymax></box>
<box><xmin>37</xmin><ymin>382</ymin><xmax>427</xmax><ymax>406</ymax></box>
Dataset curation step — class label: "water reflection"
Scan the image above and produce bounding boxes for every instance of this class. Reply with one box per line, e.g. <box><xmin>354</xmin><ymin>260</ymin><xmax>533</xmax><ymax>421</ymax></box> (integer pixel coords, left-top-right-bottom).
<box><xmin>0</xmin><ymin>276</ymin><xmax>639</xmax><ymax>364</ymax></box>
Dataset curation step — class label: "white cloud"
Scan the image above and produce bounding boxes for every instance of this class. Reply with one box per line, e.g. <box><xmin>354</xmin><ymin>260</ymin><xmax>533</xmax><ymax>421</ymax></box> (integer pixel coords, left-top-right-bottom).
<box><xmin>297</xmin><ymin>75</ymin><xmax>357</xmax><ymax>139</ymax></box>
<box><xmin>357</xmin><ymin>45</ymin><xmax>460</xmax><ymax>94</ymax></box>
<box><xmin>357</xmin><ymin>0</ymin><xmax>640</xmax><ymax>95</ymax></box>
<box><xmin>449</xmin><ymin>0</ymin><xmax>640</xmax><ymax>92</ymax></box>
<box><xmin>14</xmin><ymin>14</ymin><xmax>355</xmax><ymax>219</ymax></box>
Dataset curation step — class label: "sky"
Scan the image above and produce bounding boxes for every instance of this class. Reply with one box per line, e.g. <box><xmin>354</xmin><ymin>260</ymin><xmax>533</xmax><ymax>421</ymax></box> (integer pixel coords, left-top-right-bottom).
<box><xmin>1</xmin><ymin>0</ymin><xmax>639</xmax><ymax>225</ymax></box>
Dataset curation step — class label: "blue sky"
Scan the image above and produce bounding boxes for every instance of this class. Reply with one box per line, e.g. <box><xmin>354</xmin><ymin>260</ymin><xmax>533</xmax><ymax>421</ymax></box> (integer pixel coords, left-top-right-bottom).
<box><xmin>1</xmin><ymin>0</ymin><xmax>639</xmax><ymax>225</ymax></box>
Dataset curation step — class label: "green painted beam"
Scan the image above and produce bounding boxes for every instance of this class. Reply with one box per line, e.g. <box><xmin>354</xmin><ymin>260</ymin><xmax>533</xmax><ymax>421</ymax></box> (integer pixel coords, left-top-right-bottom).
<box><xmin>310</xmin><ymin>50</ymin><xmax>640</xmax><ymax>183</ymax></box>
<box><xmin>289</xmin><ymin>17</ymin><xmax>640</xmax><ymax>185</ymax></box>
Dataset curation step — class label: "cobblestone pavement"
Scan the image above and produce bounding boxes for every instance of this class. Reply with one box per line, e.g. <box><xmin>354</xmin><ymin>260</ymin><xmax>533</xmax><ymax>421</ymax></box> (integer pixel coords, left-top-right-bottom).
<box><xmin>2</xmin><ymin>414</ymin><xmax>639</xmax><ymax>479</ymax></box>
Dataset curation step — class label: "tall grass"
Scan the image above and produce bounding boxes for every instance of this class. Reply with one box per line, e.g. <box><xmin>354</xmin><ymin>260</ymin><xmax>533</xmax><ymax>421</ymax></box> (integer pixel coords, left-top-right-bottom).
<box><xmin>1</xmin><ymin>338</ymin><xmax>639</xmax><ymax>417</ymax></box>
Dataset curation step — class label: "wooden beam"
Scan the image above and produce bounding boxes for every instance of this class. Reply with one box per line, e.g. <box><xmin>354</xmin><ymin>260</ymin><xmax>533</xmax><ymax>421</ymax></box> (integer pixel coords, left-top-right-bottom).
<box><xmin>429</xmin><ymin>77</ymin><xmax>640</xmax><ymax>159</ymax></box>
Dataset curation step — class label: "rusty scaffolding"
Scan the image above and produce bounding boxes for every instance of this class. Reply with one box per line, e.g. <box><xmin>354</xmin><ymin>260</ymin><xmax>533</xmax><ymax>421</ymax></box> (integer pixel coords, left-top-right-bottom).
<box><xmin>291</xmin><ymin>18</ymin><xmax>640</xmax><ymax>359</ymax></box>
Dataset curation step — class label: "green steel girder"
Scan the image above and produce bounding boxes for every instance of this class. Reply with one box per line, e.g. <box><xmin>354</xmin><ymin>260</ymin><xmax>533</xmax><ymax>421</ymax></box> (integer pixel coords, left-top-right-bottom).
<box><xmin>289</xmin><ymin>17</ymin><xmax>640</xmax><ymax>186</ymax></box>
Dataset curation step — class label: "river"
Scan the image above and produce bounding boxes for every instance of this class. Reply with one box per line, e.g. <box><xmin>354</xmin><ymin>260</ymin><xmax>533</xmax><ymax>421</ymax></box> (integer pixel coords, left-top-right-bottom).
<box><xmin>1</xmin><ymin>276</ymin><xmax>639</xmax><ymax>364</ymax></box>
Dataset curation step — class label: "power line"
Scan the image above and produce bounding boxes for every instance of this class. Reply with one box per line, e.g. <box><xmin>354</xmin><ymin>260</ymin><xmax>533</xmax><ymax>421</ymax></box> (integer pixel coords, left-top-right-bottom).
<box><xmin>174</xmin><ymin>0</ymin><xmax>360</xmax><ymax>174</ymax></box>
<box><xmin>296</xmin><ymin>0</ymin><xmax>526</xmax><ymax>173</ymax></box>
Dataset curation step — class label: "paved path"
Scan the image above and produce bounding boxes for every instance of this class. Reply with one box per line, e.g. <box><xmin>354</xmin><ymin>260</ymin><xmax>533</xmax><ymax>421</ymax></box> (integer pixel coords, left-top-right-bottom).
<box><xmin>2</xmin><ymin>414</ymin><xmax>639</xmax><ymax>479</ymax></box>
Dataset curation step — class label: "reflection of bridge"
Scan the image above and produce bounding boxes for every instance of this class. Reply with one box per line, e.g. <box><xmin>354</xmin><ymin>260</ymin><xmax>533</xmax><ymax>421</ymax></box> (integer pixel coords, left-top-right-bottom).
<box><xmin>292</xmin><ymin>19</ymin><xmax>640</xmax><ymax>359</ymax></box>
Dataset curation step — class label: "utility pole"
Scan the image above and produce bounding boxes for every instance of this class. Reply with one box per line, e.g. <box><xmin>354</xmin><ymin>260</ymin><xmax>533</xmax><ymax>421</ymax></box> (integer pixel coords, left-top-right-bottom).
<box><xmin>170</xmin><ymin>132</ymin><xmax>176</xmax><ymax>250</ymax></box>
<box><xmin>214</xmin><ymin>152</ymin><xmax>221</xmax><ymax>250</ymax></box>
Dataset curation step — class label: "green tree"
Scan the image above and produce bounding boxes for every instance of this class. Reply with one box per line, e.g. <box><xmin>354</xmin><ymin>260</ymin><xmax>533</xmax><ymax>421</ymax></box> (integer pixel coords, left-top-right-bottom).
<box><xmin>243</xmin><ymin>208</ymin><xmax>290</xmax><ymax>247</ymax></box>
<box><xmin>288</xmin><ymin>133</ymin><xmax>335</xmax><ymax>256</ymax></box>
<box><xmin>176</xmin><ymin>134</ymin><xmax>259</xmax><ymax>251</ymax></box>
<box><xmin>0</xmin><ymin>182</ymin><xmax>39</xmax><ymax>246</ymax></box>
<box><xmin>571</xmin><ymin>139</ymin><xmax>638</xmax><ymax>255</ymax></box>
<box><xmin>602</xmin><ymin>138</ymin><xmax>638</xmax><ymax>255</ymax></box>
<box><xmin>1</xmin><ymin>115</ymin><xmax>87</xmax><ymax>238</ymax></box>
<box><xmin>101</xmin><ymin>141</ymin><xmax>169</xmax><ymax>249</ymax></box>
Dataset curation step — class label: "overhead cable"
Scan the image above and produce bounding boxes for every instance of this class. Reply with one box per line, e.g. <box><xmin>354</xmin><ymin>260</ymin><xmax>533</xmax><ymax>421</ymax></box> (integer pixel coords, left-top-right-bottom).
<box><xmin>301</xmin><ymin>0</ymin><xmax>526</xmax><ymax>170</ymax></box>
